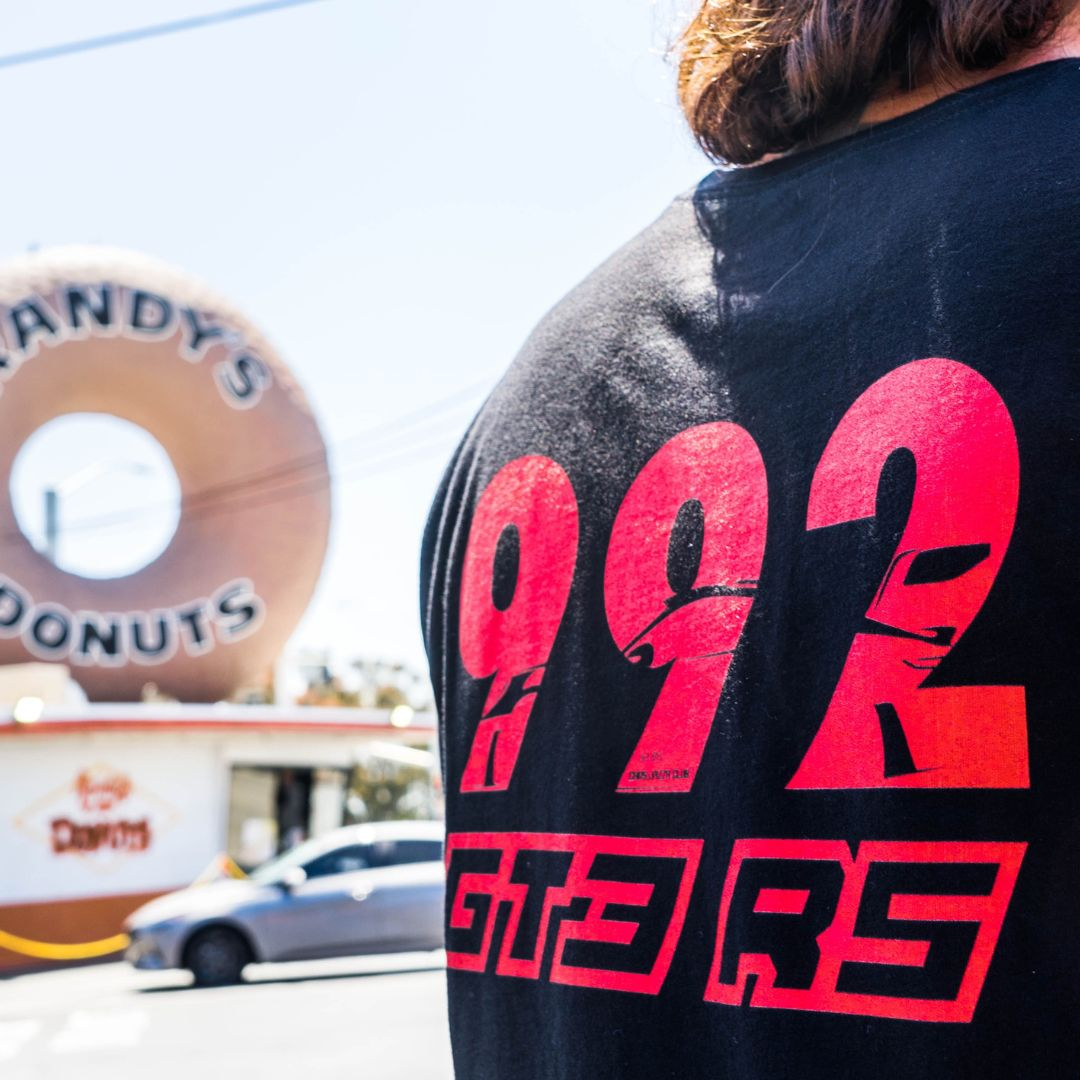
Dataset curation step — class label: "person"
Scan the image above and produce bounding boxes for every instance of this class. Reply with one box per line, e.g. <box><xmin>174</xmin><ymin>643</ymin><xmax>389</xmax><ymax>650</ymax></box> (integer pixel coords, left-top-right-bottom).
<box><xmin>421</xmin><ymin>3</ymin><xmax>1080</xmax><ymax>1076</ymax></box>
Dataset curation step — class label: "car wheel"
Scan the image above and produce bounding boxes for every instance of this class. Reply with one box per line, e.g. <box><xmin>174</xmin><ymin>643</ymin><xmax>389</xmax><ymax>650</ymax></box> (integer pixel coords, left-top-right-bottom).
<box><xmin>184</xmin><ymin>926</ymin><xmax>251</xmax><ymax>987</ymax></box>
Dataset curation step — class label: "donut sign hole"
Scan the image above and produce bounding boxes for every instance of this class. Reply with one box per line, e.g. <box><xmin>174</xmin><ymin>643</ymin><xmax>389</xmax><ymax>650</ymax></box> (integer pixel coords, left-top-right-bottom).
<box><xmin>0</xmin><ymin>245</ymin><xmax>331</xmax><ymax>701</ymax></box>
<box><xmin>11</xmin><ymin>413</ymin><xmax>181</xmax><ymax>579</ymax></box>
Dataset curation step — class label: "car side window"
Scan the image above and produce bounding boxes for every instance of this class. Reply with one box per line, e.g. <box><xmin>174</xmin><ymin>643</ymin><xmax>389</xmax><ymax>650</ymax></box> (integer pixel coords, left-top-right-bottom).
<box><xmin>367</xmin><ymin>841</ymin><xmax>397</xmax><ymax>868</ymax></box>
<box><xmin>375</xmin><ymin>839</ymin><xmax>443</xmax><ymax>866</ymax></box>
<box><xmin>303</xmin><ymin>844</ymin><xmax>372</xmax><ymax>879</ymax></box>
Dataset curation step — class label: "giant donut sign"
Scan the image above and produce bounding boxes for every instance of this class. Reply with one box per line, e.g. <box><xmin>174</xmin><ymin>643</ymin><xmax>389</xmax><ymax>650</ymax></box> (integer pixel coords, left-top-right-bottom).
<box><xmin>0</xmin><ymin>247</ymin><xmax>330</xmax><ymax>702</ymax></box>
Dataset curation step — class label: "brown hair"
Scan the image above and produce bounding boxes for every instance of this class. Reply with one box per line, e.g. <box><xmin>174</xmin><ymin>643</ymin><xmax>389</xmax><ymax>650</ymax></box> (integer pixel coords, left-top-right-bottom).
<box><xmin>678</xmin><ymin>0</ymin><xmax>1065</xmax><ymax>164</ymax></box>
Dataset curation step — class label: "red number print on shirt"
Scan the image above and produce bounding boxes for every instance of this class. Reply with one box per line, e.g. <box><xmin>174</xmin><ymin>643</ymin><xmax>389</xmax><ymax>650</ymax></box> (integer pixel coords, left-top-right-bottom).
<box><xmin>458</xmin><ymin>456</ymin><xmax>579</xmax><ymax>792</ymax></box>
<box><xmin>605</xmin><ymin>422</ymin><xmax>768</xmax><ymax>793</ymax></box>
<box><xmin>788</xmin><ymin>358</ymin><xmax>1028</xmax><ymax>789</ymax></box>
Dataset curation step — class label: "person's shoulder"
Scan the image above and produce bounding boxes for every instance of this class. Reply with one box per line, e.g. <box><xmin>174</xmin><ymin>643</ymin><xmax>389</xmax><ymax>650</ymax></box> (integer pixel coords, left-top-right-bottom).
<box><xmin>511</xmin><ymin>183</ymin><xmax>718</xmax><ymax>372</ymax></box>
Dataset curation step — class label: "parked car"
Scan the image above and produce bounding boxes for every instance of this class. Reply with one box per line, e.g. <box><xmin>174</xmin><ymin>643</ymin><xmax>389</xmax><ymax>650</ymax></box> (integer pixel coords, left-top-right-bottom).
<box><xmin>124</xmin><ymin>820</ymin><xmax>445</xmax><ymax>986</ymax></box>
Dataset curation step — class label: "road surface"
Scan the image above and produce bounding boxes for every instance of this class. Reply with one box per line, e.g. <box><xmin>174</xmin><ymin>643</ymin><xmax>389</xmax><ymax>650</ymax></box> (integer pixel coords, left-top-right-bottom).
<box><xmin>0</xmin><ymin>951</ymin><xmax>454</xmax><ymax>1079</ymax></box>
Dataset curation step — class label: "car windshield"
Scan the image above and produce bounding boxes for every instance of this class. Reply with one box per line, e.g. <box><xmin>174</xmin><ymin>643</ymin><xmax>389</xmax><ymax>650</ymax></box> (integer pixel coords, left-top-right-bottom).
<box><xmin>248</xmin><ymin>835</ymin><xmax>341</xmax><ymax>885</ymax></box>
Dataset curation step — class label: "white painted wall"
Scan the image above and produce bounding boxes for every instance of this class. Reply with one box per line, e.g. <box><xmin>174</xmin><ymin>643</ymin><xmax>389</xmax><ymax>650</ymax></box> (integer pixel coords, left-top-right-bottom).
<box><xmin>1</xmin><ymin>733</ymin><xmax>222</xmax><ymax>905</ymax></box>
<box><xmin>1</xmin><ymin>726</ymin><xmax>421</xmax><ymax>907</ymax></box>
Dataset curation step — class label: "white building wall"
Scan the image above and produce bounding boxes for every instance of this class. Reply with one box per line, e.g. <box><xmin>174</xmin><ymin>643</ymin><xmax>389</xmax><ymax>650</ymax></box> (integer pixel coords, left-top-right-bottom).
<box><xmin>0</xmin><ymin>719</ymin><xmax>436</xmax><ymax>910</ymax></box>
<box><xmin>1</xmin><ymin>732</ymin><xmax>221</xmax><ymax>906</ymax></box>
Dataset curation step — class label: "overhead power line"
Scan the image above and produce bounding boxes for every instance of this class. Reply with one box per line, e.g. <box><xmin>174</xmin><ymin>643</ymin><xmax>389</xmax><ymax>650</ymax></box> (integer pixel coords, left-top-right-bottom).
<box><xmin>51</xmin><ymin>422</ymin><xmax>465</xmax><ymax>542</ymax></box>
<box><xmin>34</xmin><ymin>431</ymin><xmax>461</xmax><ymax>544</ymax></box>
<box><xmin>64</xmin><ymin>374</ymin><xmax>492</xmax><ymax>534</ymax></box>
<box><xmin>157</xmin><ymin>375</ymin><xmax>493</xmax><ymax>517</ymax></box>
<box><xmin>51</xmin><ymin>432</ymin><xmax>459</xmax><ymax>543</ymax></box>
<box><xmin>0</xmin><ymin>0</ymin><xmax>330</xmax><ymax>72</ymax></box>
<box><xmin>5</xmin><ymin>376</ymin><xmax>495</xmax><ymax>546</ymax></box>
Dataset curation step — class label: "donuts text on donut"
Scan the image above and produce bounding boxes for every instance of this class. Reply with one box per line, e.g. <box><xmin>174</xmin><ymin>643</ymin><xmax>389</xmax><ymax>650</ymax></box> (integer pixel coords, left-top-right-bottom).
<box><xmin>0</xmin><ymin>575</ymin><xmax>263</xmax><ymax>666</ymax></box>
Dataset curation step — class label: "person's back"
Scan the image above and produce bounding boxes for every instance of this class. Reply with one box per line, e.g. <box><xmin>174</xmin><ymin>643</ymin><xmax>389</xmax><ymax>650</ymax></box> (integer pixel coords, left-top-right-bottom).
<box><xmin>422</xmin><ymin>5</ymin><xmax>1080</xmax><ymax>1077</ymax></box>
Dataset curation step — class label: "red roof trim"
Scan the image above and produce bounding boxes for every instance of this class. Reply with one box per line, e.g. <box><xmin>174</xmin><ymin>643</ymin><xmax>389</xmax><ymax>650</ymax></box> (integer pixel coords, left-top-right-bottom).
<box><xmin>0</xmin><ymin>719</ymin><xmax>427</xmax><ymax>737</ymax></box>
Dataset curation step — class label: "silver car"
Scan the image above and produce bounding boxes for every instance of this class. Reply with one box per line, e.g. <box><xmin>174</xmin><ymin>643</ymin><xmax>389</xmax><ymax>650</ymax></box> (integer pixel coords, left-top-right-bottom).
<box><xmin>124</xmin><ymin>820</ymin><xmax>445</xmax><ymax>986</ymax></box>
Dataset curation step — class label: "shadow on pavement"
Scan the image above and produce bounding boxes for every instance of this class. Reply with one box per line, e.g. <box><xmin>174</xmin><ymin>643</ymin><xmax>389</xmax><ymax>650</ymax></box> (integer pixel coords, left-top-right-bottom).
<box><xmin>137</xmin><ymin>958</ymin><xmax>445</xmax><ymax>994</ymax></box>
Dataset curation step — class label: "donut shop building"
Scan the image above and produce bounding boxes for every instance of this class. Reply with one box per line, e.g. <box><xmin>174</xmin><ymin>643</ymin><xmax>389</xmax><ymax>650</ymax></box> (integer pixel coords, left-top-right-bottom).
<box><xmin>0</xmin><ymin>703</ymin><xmax>438</xmax><ymax>973</ymax></box>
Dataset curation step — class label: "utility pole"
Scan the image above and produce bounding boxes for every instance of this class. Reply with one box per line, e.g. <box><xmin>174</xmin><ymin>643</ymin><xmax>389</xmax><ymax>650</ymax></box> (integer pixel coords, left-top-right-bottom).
<box><xmin>39</xmin><ymin>460</ymin><xmax>152</xmax><ymax>565</ymax></box>
<box><xmin>43</xmin><ymin>488</ymin><xmax>59</xmax><ymax>563</ymax></box>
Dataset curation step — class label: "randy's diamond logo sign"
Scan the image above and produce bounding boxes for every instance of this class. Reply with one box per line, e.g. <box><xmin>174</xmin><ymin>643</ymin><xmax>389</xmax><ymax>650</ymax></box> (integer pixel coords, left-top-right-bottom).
<box><xmin>13</xmin><ymin>764</ymin><xmax>179</xmax><ymax>873</ymax></box>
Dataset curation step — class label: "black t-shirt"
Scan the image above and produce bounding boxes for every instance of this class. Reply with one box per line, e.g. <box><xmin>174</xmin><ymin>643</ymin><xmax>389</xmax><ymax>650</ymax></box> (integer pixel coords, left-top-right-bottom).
<box><xmin>421</xmin><ymin>60</ymin><xmax>1080</xmax><ymax>1079</ymax></box>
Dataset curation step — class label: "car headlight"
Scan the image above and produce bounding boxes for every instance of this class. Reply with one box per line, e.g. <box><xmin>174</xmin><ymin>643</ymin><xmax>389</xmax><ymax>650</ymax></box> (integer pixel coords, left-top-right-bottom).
<box><xmin>125</xmin><ymin>929</ymin><xmax>169</xmax><ymax>969</ymax></box>
<box><xmin>127</xmin><ymin>915</ymin><xmax>185</xmax><ymax>936</ymax></box>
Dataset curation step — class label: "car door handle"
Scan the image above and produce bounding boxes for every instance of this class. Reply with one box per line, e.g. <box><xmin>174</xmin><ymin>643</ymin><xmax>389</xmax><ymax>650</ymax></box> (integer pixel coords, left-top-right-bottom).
<box><xmin>351</xmin><ymin>886</ymin><xmax>372</xmax><ymax>902</ymax></box>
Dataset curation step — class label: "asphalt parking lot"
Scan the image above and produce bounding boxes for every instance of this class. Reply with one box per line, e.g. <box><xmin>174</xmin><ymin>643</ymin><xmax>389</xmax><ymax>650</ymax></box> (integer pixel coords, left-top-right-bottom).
<box><xmin>0</xmin><ymin>951</ymin><xmax>454</xmax><ymax>1080</ymax></box>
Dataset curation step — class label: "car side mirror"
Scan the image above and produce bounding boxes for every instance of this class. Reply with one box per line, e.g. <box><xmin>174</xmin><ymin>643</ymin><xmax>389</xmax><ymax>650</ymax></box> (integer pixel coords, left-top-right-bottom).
<box><xmin>280</xmin><ymin>866</ymin><xmax>308</xmax><ymax>891</ymax></box>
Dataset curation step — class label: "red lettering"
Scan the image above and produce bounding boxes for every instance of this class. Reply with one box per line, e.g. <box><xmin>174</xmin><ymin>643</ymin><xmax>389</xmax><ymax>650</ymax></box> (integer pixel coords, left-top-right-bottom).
<box><xmin>50</xmin><ymin>817</ymin><xmax>152</xmax><ymax>854</ymax></box>
<box><xmin>604</xmin><ymin>422</ymin><xmax>767</xmax><ymax>793</ymax></box>
<box><xmin>458</xmin><ymin>457</ymin><xmax>579</xmax><ymax>792</ymax></box>
<box><xmin>705</xmin><ymin>838</ymin><xmax>1026</xmax><ymax>1022</ymax></box>
<box><xmin>446</xmin><ymin>831</ymin><xmax>702</xmax><ymax>994</ymax></box>
<box><xmin>754</xmin><ymin>888</ymin><xmax>812</xmax><ymax>916</ymax></box>
<box><xmin>790</xmin><ymin>359</ymin><xmax>1027</xmax><ymax>789</ymax></box>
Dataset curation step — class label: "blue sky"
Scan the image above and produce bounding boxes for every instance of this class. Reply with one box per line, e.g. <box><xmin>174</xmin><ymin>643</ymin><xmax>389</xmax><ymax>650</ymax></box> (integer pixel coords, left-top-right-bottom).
<box><xmin>4</xmin><ymin>1</ymin><xmax>709</xmax><ymax>674</ymax></box>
